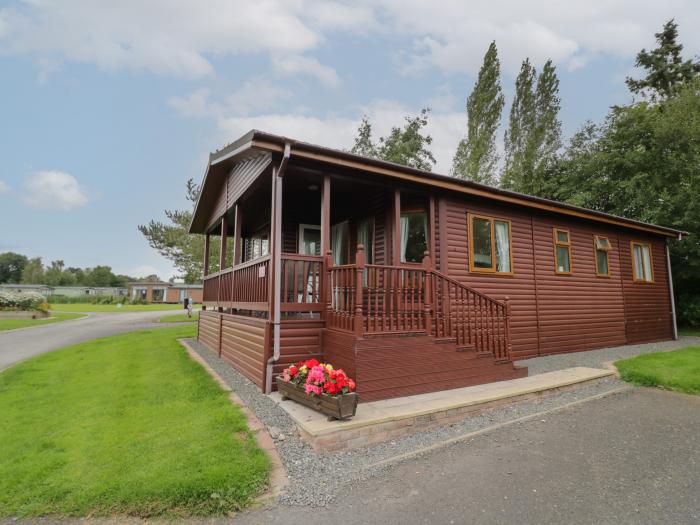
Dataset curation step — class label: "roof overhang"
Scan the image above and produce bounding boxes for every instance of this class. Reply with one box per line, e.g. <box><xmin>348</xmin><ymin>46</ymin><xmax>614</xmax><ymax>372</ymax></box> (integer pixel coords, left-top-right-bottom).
<box><xmin>190</xmin><ymin>130</ymin><xmax>687</xmax><ymax>239</ymax></box>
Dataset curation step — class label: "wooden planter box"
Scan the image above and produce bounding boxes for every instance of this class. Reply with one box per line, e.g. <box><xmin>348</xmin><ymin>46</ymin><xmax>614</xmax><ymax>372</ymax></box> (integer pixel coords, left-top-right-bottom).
<box><xmin>276</xmin><ymin>377</ymin><xmax>359</xmax><ymax>420</ymax></box>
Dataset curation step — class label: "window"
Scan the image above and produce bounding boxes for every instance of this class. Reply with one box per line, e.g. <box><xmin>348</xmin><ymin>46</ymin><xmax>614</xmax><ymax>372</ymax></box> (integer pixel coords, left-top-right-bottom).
<box><xmin>553</xmin><ymin>228</ymin><xmax>572</xmax><ymax>274</ymax></box>
<box><xmin>631</xmin><ymin>242</ymin><xmax>654</xmax><ymax>282</ymax></box>
<box><xmin>244</xmin><ymin>233</ymin><xmax>269</xmax><ymax>261</ymax></box>
<box><xmin>356</xmin><ymin>217</ymin><xmax>375</xmax><ymax>264</ymax></box>
<box><xmin>400</xmin><ymin>211</ymin><xmax>428</xmax><ymax>263</ymax></box>
<box><xmin>468</xmin><ymin>214</ymin><xmax>513</xmax><ymax>274</ymax></box>
<box><xmin>594</xmin><ymin>235</ymin><xmax>612</xmax><ymax>277</ymax></box>
<box><xmin>298</xmin><ymin>224</ymin><xmax>321</xmax><ymax>256</ymax></box>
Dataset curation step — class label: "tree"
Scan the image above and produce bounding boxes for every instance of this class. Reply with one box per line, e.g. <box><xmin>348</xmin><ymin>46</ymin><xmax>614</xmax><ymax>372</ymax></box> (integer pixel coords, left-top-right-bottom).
<box><xmin>139</xmin><ymin>179</ymin><xmax>217</xmax><ymax>283</ymax></box>
<box><xmin>377</xmin><ymin>108</ymin><xmax>436</xmax><ymax>170</ymax></box>
<box><xmin>83</xmin><ymin>266</ymin><xmax>118</xmax><ymax>287</ymax></box>
<box><xmin>43</xmin><ymin>260</ymin><xmax>77</xmax><ymax>286</ymax></box>
<box><xmin>502</xmin><ymin>58</ymin><xmax>537</xmax><ymax>190</ymax></box>
<box><xmin>548</xmin><ymin>80</ymin><xmax>700</xmax><ymax>325</ymax></box>
<box><xmin>348</xmin><ymin>109</ymin><xmax>436</xmax><ymax>171</ymax></box>
<box><xmin>502</xmin><ymin>59</ymin><xmax>562</xmax><ymax>195</ymax></box>
<box><xmin>349</xmin><ymin>116</ymin><xmax>378</xmax><ymax>158</ymax></box>
<box><xmin>0</xmin><ymin>252</ymin><xmax>28</xmax><ymax>283</ymax></box>
<box><xmin>452</xmin><ymin>42</ymin><xmax>505</xmax><ymax>185</ymax></box>
<box><xmin>626</xmin><ymin>19</ymin><xmax>700</xmax><ymax>102</ymax></box>
<box><xmin>21</xmin><ymin>257</ymin><xmax>44</xmax><ymax>284</ymax></box>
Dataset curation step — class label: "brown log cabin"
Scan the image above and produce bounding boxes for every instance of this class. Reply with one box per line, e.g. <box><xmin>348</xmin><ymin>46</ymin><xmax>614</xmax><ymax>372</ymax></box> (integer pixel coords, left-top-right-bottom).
<box><xmin>190</xmin><ymin>130</ymin><xmax>684</xmax><ymax>402</ymax></box>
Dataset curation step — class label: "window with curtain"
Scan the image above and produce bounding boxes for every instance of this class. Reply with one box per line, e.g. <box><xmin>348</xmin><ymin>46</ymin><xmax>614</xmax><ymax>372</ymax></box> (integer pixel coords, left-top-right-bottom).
<box><xmin>631</xmin><ymin>242</ymin><xmax>654</xmax><ymax>282</ymax></box>
<box><xmin>331</xmin><ymin>221</ymin><xmax>349</xmax><ymax>265</ymax></box>
<box><xmin>553</xmin><ymin>228</ymin><xmax>572</xmax><ymax>274</ymax></box>
<box><xmin>469</xmin><ymin>214</ymin><xmax>512</xmax><ymax>274</ymax></box>
<box><xmin>243</xmin><ymin>233</ymin><xmax>269</xmax><ymax>262</ymax></box>
<box><xmin>400</xmin><ymin>211</ymin><xmax>428</xmax><ymax>263</ymax></box>
<box><xmin>356</xmin><ymin>217</ymin><xmax>374</xmax><ymax>264</ymax></box>
<box><xmin>594</xmin><ymin>235</ymin><xmax>612</xmax><ymax>277</ymax></box>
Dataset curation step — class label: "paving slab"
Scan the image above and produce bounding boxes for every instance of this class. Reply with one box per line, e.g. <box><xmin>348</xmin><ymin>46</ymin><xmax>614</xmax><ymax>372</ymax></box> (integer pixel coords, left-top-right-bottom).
<box><xmin>271</xmin><ymin>366</ymin><xmax>614</xmax><ymax>438</ymax></box>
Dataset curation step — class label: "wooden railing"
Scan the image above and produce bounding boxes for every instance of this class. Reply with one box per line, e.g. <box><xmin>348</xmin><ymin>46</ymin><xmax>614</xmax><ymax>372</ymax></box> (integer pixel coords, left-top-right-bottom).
<box><xmin>326</xmin><ymin>246</ymin><xmax>512</xmax><ymax>361</ymax></box>
<box><xmin>428</xmin><ymin>271</ymin><xmax>511</xmax><ymax>361</ymax></box>
<box><xmin>280</xmin><ymin>254</ymin><xmax>324</xmax><ymax>312</ymax></box>
<box><xmin>203</xmin><ymin>256</ymin><xmax>270</xmax><ymax>311</ymax></box>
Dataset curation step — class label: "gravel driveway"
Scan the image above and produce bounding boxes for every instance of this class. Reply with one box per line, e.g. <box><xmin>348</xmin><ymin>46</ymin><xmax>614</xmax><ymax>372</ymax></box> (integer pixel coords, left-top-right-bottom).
<box><xmin>518</xmin><ymin>335</ymin><xmax>700</xmax><ymax>375</ymax></box>
<box><xmin>0</xmin><ymin>310</ymin><xmax>181</xmax><ymax>371</ymax></box>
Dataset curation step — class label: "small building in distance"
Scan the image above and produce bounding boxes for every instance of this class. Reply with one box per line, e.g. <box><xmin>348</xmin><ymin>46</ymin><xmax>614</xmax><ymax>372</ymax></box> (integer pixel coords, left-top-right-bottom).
<box><xmin>128</xmin><ymin>282</ymin><xmax>203</xmax><ymax>304</ymax></box>
<box><xmin>0</xmin><ymin>284</ymin><xmax>127</xmax><ymax>297</ymax></box>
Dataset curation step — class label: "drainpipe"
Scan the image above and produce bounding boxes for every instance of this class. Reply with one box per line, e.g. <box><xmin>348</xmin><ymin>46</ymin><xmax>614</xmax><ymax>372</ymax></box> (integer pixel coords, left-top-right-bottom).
<box><xmin>667</xmin><ymin>237</ymin><xmax>679</xmax><ymax>340</ymax></box>
<box><xmin>266</xmin><ymin>142</ymin><xmax>291</xmax><ymax>393</ymax></box>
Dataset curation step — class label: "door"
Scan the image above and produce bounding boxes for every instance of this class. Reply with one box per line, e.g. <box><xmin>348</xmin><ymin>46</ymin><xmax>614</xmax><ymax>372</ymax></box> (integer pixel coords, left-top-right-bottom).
<box><xmin>298</xmin><ymin>224</ymin><xmax>321</xmax><ymax>255</ymax></box>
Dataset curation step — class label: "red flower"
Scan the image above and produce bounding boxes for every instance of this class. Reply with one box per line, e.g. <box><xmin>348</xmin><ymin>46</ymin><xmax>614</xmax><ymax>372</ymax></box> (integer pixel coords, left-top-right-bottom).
<box><xmin>305</xmin><ymin>358</ymin><xmax>320</xmax><ymax>368</ymax></box>
<box><xmin>289</xmin><ymin>365</ymin><xmax>298</xmax><ymax>377</ymax></box>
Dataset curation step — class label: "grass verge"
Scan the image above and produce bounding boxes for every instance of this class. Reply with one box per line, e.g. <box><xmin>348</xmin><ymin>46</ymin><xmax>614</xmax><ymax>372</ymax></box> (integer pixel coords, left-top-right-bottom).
<box><xmin>0</xmin><ymin>325</ymin><xmax>269</xmax><ymax>517</ymax></box>
<box><xmin>615</xmin><ymin>346</ymin><xmax>700</xmax><ymax>395</ymax></box>
<box><xmin>159</xmin><ymin>311</ymin><xmax>199</xmax><ymax>323</ymax></box>
<box><xmin>0</xmin><ymin>312</ymin><xmax>85</xmax><ymax>332</ymax></box>
<box><xmin>50</xmin><ymin>303</ymin><xmax>183</xmax><ymax>313</ymax></box>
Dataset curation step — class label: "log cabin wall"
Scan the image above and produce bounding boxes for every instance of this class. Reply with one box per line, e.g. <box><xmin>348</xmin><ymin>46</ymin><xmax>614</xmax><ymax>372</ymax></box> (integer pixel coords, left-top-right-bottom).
<box><xmin>441</xmin><ymin>196</ymin><xmax>673</xmax><ymax>358</ymax></box>
<box><xmin>268</xmin><ymin>318</ymin><xmax>324</xmax><ymax>388</ymax></box>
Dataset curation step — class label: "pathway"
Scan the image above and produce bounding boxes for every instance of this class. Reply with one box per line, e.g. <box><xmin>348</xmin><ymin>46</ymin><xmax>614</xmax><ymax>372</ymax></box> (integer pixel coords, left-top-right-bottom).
<box><xmin>0</xmin><ymin>310</ymin><xmax>181</xmax><ymax>371</ymax></box>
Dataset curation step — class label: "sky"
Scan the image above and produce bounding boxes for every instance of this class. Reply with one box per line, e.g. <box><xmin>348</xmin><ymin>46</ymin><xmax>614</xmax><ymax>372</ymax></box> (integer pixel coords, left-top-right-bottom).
<box><xmin>1</xmin><ymin>0</ymin><xmax>699</xmax><ymax>280</ymax></box>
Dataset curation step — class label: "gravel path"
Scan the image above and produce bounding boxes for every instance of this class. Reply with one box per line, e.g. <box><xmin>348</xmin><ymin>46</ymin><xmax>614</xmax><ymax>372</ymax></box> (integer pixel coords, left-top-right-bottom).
<box><xmin>517</xmin><ymin>335</ymin><xmax>700</xmax><ymax>375</ymax></box>
<box><xmin>186</xmin><ymin>338</ymin><xmax>629</xmax><ymax>508</ymax></box>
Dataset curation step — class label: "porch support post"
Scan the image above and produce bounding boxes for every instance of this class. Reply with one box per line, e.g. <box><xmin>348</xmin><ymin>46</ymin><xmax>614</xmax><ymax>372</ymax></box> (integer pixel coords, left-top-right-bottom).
<box><xmin>320</xmin><ymin>174</ymin><xmax>331</xmax><ymax>256</ymax></box>
<box><xmin>422</xmin><ymin>251</ymin><xmax>433</xmax><ymax>335</ymax></box>
<box><xmin>428</xmin><ymin>196</ymin><xmax>436</xmax><ymax>270</ymax></box>
<box><xmin>354</xmin><ymin>244</ymin><xmax>365</xmax><ymax>336</ymax></box>
<box><xmin>218</xmin><ymin>216</ymin><xmax>227</xmax><ymax>311</ymax></box>
<box><xmin>393</xmin><ymin>189</ymin><xmax>401</xmax><ymax>265</ymax></box>
<box><xmin>203</xmin><ymin>233</ymin><xmax>210</xmax><ymax>277</ymax></box>
<box><xmin>233</xmin><ymin>204</ymin><xmax>242</xmax><ymax>266</ymax></box>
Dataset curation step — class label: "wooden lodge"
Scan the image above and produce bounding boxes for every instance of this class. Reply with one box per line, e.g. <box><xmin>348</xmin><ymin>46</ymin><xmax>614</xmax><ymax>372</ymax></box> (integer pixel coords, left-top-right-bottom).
<box><xmin>189</xmin><ymin>130</ymin><xmax>684</xmax><ymax>402</ymax></box>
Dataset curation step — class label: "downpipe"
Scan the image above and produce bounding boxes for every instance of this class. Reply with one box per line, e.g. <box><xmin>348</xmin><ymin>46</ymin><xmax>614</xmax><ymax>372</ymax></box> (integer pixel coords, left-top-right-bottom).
<box><xmin>266</xmin><ymin>142</ymin><xmax>291</xmax><ymax>393</ymax></box>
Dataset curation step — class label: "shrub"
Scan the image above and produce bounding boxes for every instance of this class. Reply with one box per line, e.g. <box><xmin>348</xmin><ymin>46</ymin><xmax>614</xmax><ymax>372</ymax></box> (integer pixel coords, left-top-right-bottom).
<box><xmin>0</xmin><ymin>290</ymin><xmax>49</xmax><ymax>312</ymax></box>
<box><xmin>678</xmin><ymin>295</ymin><xmax>700</xmax><ymax>328</ymax></box>
<box><xmin>49</xmin><ymin>294</ymin><xmax>135</xmax><ymax>305</ymax></box>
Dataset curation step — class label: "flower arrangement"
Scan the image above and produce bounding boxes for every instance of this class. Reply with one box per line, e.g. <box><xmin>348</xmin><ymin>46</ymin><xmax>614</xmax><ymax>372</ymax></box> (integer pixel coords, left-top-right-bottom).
<box><xmin>0</xmin><ymin>290</ymin><xmax>49</xmax><ymax>312</ymax></box>
<box><xmin>280</xmin><ymin>358</ymin><xmax>356</xmax><ymax>397</ymax></box>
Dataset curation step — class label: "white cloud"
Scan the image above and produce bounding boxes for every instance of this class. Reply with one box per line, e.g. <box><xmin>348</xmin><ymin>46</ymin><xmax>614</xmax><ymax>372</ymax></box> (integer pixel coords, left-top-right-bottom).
<box><xmin>0</xmin><ymin>180</ymin><xmax>9</xmax><ymax>193</ymax></box>
<box><xmin>168</xmin><ymin>88</ymin><xmax>213</xmax><ymax>118</ymax></box>
<box><xmin>216</xmin><ymin>99</ymin><xmax>464</xmax><ymax>173</ymax></box>
<box><xmin>271</xmin><ymin>54</ymin><xmax>340</xmax><ymax>87</ymax></box>
<box><xmin>374</xmin><ymin>0</ymin><xmax>700</xmax><ymax>75</ymax></box>
<box><xmin>0</xmin><ymin>1</ymin><xmax>360</xmax><ymax>80</ymax></box>
<box><xmin>23</xmin><ymin>171</ymin><xmax>89</xmax><ymax>211</ymax></box>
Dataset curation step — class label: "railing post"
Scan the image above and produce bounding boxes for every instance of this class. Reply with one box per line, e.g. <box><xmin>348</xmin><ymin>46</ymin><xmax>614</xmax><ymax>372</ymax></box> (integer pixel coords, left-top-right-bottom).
<box><xmin>325</xmin><ymin>250</ymin><xmax>334</xmax><ymax>322</ymax></box>
<box><xmin>422</xmin><ymin>251</ymin><xmax>433</xmax><ymax>335</ymax></box>
<box><xmin>354</xmin><ymin>244</ymin><xmax>365</xmax><ymax>336</ymax></box>
<box><xmin>504</xmin><ymin>296</ymin><xmax>513</xmax><ymax>361</ymax></box>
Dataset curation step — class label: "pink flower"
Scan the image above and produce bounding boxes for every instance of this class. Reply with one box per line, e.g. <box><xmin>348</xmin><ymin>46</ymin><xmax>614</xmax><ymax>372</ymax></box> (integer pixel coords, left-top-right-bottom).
<box><xmin>282</xmin><ymin>371</ymin><xmax>291</xmax><ymax>382</ymax></box>
<box><xmin>305</xmin><ymin>383</ymin><xmax>322</xmax><ymax>396</ymax></box>
<box><xmin>306</xmin><ymin>365</ymin><xmax>327</xmax><ymax>385</ymax></box>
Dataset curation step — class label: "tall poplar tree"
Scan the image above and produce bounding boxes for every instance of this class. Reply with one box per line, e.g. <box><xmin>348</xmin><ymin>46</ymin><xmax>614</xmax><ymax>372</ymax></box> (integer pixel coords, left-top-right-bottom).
<box><xmin>502</xmin><ymin>58</ymin><xmax>561</xmax><ymax>195</ymax></box>
<box><xmin>452</xmin><ymin>41</ymin><xmax>505</xmax><ymax>185</ymax></box>
<box><xmin>502</xmin><ymin>58</ymin><xmax>536</xmax><ymax>190</ymax></box>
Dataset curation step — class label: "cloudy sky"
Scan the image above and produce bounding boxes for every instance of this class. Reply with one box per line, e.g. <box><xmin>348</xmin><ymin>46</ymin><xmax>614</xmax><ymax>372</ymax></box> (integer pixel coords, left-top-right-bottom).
<box><xmin>1</xmin><ymin>1</ymin><xmax>698</xmax><ymax>279</ymax></box>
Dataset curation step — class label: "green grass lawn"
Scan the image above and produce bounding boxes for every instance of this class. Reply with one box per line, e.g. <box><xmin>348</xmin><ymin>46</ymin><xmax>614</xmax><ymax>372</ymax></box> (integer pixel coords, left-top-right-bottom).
<box><xmin>159</xmin><ymin>311</ymin><xmax>199</xmax><ymax>323</ymax></box>
<box><xmin>50</xmin><ymin>303</ymin><xmax>184</xmax><ymax>313</ymax></box>
<box><xmin>0</xmin><ymin>325</ymin><xmax>269</xmax><ymax>518</ymax></box>
<box><xmin>615</xmin><ymin>346</ymin><xmax>700</xmax><ymax>395</ymax></box>
<box><xmin>0</xmin><ymin>312</ymin><xmax>85</xmax><ymax>332</ymax></box>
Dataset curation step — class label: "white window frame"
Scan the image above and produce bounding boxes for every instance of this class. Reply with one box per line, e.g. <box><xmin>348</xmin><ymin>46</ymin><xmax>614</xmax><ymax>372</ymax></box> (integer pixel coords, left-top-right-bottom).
<box><xmin>298</xmin><ymin>223</ymin><xmax>321</xmax><ymax>255</ymax></box>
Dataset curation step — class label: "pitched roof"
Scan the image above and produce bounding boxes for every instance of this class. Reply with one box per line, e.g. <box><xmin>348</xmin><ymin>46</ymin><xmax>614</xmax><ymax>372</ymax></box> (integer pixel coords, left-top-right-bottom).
<box><xmin>190</xmin><ymin>130</ymin><xmax>685</xmax><ymax>238</ymax></box>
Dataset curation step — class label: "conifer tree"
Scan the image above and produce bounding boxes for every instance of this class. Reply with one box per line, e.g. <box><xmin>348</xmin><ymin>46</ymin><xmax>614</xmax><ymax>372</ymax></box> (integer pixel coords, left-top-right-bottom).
<box><xmin>502</xmin><ymin>58</ymin><xmax>536</xmax><ymax>190</ymax></box>
<box><xmin>452</xmin><ymin>42</ymin><xmax>505</xmax><ymax>185</ymax></box>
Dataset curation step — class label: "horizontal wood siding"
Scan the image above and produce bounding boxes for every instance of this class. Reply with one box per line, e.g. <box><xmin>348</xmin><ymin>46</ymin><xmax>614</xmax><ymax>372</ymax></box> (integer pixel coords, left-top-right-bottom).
<box><xmin>270</xmin><ymin>319</ymin><xmax>324</xmax><ymax>383</ymax></box>
<box><xmin>619</xmin><ymin>234</ymin><xmax>673</xmax><ymax>343</ymax></box>
<box><xmin>321</xmin><ymin>329</ymin><xmax>357</xmax><ymax>379</ymax></box>
<box><xmin>198</xmin><ymin>311</ymin><xmax>268</xmax><ymax>387</ymax></box>
<box><xmin>532</xmin><ymin>217</ymin><xmax>626</xmax><ymax>355</ymax></box>
<box><xmin>444</xmin><ymin>198</ymin><xmax>539</xmax><ymax>358</ymax></box>
<box><xmin>198</xmin><ymin>310</ymin><xmax>220</xmax><ymax>353</ymax></box>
